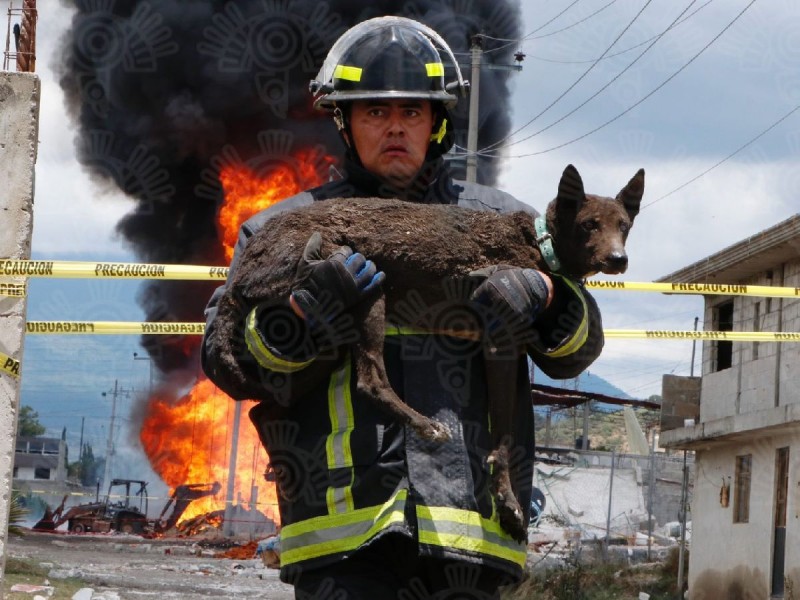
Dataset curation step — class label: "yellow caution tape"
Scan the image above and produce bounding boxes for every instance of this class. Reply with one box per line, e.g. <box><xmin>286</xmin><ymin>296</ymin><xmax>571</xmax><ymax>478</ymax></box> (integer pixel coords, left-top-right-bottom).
<box><xmin>21</xmin><ymin>321</ymin><xmax>800</xmax><ymax>342</ymax></box>
<box><xmin>1</xmin><ymin>350</ymin><xmax>21</xmax><ymax>379</ymax></box>
<box><xmin>0</xmin><ymin>281</ymin><xmax>26</xmax><ymax>297</ymax></box>
<box><xmin>0</xmin><ymin>260</ymin><xmax>229</xmax><ymax>281</ymax></box>
<box><xmin>2</xmin><ymin>260</ymin><xmax>799</xmax><ymax>298</ymax></box>
<box><xmin>586</xmin><ymin>280</ymin><xmax>800</xmax><ymax>298</ymax></box>
<box><xmin>25</xmin><ymin>321</ymin><xmax>206</xmax><ymax>335</ymax></box>
<box><xmin>605</xmin><ymin>329</ymin><xmax>800</xmax><ymax>342</ymax></box>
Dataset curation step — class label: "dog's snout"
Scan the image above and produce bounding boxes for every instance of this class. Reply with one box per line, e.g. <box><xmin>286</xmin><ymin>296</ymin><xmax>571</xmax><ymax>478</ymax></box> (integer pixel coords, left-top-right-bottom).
<box><xmin>607</xmin><ymin>252</ymin><xmax>628</xmax><ymax>271</ymax></box>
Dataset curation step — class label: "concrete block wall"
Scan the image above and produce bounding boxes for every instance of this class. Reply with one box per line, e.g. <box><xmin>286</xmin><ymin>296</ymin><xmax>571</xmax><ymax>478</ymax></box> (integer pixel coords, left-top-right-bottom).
<box><xmin>701</xmin><ymin>260</ymin><xmax>800</xmax><ymax>423</ymax></box>
<box><xmin>0</xmin><ymin>71</ymin><xmax>40</xmax><ymax>578</ymax></box>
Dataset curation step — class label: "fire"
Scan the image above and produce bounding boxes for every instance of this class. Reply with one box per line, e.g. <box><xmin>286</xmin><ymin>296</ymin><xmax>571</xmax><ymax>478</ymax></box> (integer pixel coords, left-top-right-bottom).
<box><xmin>139</xmin><ymin>379</ymin><xmax>276</xmax><ymax>525</ymax></box>
<box><xmin>139</xmin><ymin>148</ymin><xmax>335</xmax><ymax>532</ymax></box>
<box><xmin>217</xmin><ymin>148</ymin><xmax>335</xmax><ymax>261</ymax></box>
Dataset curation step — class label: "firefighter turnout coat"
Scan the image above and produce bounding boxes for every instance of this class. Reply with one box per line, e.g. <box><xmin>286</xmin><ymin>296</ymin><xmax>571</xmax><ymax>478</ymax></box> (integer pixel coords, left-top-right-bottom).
<box><xmin>201</xmin><ymin>162</ymin><xmax>604</xmax><ymax>582</ymax></box>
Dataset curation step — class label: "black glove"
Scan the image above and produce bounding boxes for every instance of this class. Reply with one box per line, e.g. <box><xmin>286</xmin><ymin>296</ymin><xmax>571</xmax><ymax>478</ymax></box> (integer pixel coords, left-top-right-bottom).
<box><xmin>289</xmin><ymin>232</ymin><xmax>385</xmax><ymax>330</ymax></box>
<box><xmin>469</xmin><ymin>265</ymin><xmax>550</xmax><ymax>352</ymax></box>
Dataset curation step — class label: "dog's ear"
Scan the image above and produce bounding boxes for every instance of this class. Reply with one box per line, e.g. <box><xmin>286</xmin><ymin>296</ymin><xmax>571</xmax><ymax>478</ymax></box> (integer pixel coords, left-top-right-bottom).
<box><xmin>617</xmin><ymin>168</ymin><xmax>645</xmax><ymax>223</ymax></box>
<box><xmin>556</xmin><ymin>164</ymin><xmax>585</xmax><ymax>213</ymax></box>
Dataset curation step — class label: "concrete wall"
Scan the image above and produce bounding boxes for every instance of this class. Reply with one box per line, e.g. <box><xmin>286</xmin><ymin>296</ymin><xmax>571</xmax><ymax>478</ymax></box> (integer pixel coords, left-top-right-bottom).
<box><xmin>688</xmin><ymin>432</ymin><xmax>800</xmax><ymax>599</ymax></box>
<box><xmin>699</xmin><ymin>367</ymin><xmax>738</xmax><ymax>422</ymax></box>
<box><xmin>543</xmin><ymin>449</ymin><xmax>694</xmax><ymax>529</ymax></box>
<box><xmin>0</xmin><ymin>71</ymin><xmax>40</xmax><ymax>577</ymax></box>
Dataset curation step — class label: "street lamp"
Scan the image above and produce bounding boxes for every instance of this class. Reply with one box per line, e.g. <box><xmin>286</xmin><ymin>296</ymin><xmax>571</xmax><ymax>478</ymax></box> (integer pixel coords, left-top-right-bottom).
<box><xmin>133</xmin><ymin>352</ymin><xmax>154</xmax><ymax>396</ymax></box>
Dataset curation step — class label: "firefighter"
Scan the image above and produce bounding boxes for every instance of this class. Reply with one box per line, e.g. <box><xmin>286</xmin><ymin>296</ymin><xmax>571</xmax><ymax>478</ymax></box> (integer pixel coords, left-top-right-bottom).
<box><xmin>201</xmin><ymin>16</ymin><xmax>603</xmax><ymax>599</ymax></box>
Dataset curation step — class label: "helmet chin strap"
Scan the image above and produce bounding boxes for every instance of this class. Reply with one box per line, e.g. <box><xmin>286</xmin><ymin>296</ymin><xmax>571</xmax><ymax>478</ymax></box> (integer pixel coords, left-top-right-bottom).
<box><xmin>333</xmin><ymin>106</ymin><xmax>347</xmax><ymax>136</ymax></box>
<box><xmin>332</xmin><ymin>104</ymin><xmax>363</xmax><ymax>167</ymax></box>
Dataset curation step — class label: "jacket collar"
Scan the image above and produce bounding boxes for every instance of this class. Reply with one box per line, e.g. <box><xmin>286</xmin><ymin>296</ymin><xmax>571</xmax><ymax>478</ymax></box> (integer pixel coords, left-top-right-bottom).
<box><xmin>343</xmin><ymin>156</ymin><xmax>459</xmax><ymax>204</ymax></box>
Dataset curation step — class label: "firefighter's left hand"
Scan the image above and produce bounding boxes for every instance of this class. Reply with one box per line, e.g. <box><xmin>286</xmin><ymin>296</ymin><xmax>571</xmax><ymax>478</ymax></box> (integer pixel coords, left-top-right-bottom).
<box><xmin>469</xmin><ymin>265</ymin><xmax>554</xmax><ymax>325</ymax></box>
<box><xmin>290</xmin><ymin>232</ymin><xmax>385</xmax><ymax>330</ymax></box>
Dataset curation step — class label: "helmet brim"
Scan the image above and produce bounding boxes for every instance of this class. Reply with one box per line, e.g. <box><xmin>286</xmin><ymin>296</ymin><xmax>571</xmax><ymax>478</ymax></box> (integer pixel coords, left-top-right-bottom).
<box><xmin>314</xmin><ymin>89</ymin><xmax>458</xmax><ymax>111</ymax></box>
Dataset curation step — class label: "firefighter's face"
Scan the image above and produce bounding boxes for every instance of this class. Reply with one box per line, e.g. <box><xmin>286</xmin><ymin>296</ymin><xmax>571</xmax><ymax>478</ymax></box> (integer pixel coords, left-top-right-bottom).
<box><xmin>348</xmin><ymin>99</ymin><xmax>434</xmax><ymax>187</ymax></box>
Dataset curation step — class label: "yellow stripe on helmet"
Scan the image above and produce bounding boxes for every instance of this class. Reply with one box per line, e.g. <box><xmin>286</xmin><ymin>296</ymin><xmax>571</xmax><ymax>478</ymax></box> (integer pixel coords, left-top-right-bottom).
<box><xmin>333</xmin><ymin>65</ymin><xmax>363</xmax><ymax>82</ymax></box>
<box><xmin>425</xmin><ymin>62</ymin><xmax>444</xmax><ymax>77</ymax></box>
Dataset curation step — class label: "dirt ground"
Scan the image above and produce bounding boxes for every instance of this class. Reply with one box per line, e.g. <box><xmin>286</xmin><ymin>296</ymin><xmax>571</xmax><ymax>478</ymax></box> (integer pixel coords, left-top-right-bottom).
<box><xmin>4</xmin><ymin>531</ymin><xmax>295</xmax><ymax>599</ymax></box>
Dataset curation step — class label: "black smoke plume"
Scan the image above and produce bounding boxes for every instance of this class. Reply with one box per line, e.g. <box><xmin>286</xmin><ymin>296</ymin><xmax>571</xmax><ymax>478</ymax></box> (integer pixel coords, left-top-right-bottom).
<box><xmin>57</xmin><ymin>0</ymin><xmax>523</xmax><ymax>376</ymax></box>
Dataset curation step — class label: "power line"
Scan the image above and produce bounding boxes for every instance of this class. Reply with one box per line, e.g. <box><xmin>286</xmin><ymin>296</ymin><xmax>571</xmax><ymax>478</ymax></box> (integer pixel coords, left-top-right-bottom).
<box><xmin>524</xmin><ymin>0</ymin><xmax>620</xmax><ymax>41</ymax></box>
<box><xmin>644</xmin><ymin>101</ymin><xmax>800</xmax><ymax>208</ymax></box>
<box><xmin>453</xmin><ymin>0</ymin><xmax>588</xmax><ymax>56</ymax></box>
<box><xmin>479</xmin><ymin>0</ymin><xmax>584</xmax><ymax>44</ymax></box>
<box><xmin>482</xmin><ymin>0</ymin><xmax>698</xmax><ymax>153</ymax></box>
<box><xmin>525</xmin><ymin>0</ymin><xmax>714</xmax><ymax>64</ymax></box>
<box><xmin>470</xmin><ymin>0</ymin><xmax>621</xmax><ymax>60</ymax></box>
<box><xmin>492</xmin><ymin>0</ymin><xmax>758</xmax><ymax>159</ymax></box>
<box><xmin>478</xmin><ymin>0</ymin><xmax>655</xmax><ymax>155</ymax></box>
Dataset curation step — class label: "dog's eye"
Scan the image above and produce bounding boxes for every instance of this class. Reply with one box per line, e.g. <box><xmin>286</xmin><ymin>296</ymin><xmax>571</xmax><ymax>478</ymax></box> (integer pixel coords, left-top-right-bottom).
<box><xmin>581</xmin><ymin>220</ymin><xmax>599</xmax><ymax>232</ymax></box>
<box><xmin>619</xmin><ymin>221</ymin><xmax>630</xmax><ymax>234</ymax></box>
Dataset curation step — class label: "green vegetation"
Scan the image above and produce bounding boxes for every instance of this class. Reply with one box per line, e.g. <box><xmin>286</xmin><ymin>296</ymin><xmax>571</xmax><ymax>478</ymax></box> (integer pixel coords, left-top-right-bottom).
<box><xmin>66</xmin><ymin>443</ymin><xmax>103</xmax><ymax>486</ymax></box>
<box><xmin>3</xmin><ymin>558</ymin><xmax>88</xmax><ymax>599</ymax></box>
<box><xmin>16</xmin><ymin>405</ymin><xmax>46</xmax><ymax>437</ymax></box>
<box><xmin>535</xmin><ymin>405</ymin><xmax>660</xmax><ymax>453</ymax></box>
<box><xmin>7</xmin><ymin>492</ymin><xmax>27</xmax><ymax>537</ymax></box>
<box><xmin>503</xmin><ymin>547</ymin><xmax>685</xmax><ymax>600</ymax></box>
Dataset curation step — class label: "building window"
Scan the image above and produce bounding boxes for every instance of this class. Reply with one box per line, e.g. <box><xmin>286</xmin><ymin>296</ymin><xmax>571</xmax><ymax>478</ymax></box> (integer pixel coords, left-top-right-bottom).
<box><xmin>714</xmin><ymin>301</ymin><xmax>734</xmax><ymax>371</ymax></box>
<box><xmin>733</xmin><ymin>454</ymin><xmax>752</xmax><ymax>523</ymax></box>
<box><xmin>34</xmin><ymin>467</ymin><xmax>51</xmax><ymax>480</ymax></box>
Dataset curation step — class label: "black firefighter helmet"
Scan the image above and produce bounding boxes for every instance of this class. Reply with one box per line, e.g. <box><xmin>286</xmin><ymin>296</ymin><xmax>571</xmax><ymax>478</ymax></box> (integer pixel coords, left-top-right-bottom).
<box><xmin>310</xmin><ymin>16</ymin><xmax>468</xmax><ymax>159</ymax></box>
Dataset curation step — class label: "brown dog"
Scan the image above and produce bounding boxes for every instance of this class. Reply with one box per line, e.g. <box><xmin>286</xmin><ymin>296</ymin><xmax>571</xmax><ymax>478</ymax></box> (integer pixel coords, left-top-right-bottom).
<box><xmin>213</xmin><ymin>164</ymin><xmax>644</xmax><ymax>541</ymax></box>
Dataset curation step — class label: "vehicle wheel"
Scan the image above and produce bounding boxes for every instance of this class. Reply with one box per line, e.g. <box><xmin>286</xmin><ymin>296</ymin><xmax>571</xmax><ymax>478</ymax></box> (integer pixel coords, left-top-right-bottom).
<box><xmin>72</xmin><ymin>523</ymin><xmax>85</xmax><ymax>534</ymax></box>
<box><xmin>120</xmin><ymin>522</ymin><xmax>135</xmax><ymax>534</ymax></box>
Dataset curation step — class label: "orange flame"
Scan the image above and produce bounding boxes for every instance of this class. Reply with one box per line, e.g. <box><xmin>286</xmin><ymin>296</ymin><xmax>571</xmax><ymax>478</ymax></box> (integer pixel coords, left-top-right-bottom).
<box><xmin>139</xmin><ymin>148</ymin><xmax>335</xmax><ymax>530</ymax></box>
<box><xmin>217</xmin><ymin>148</ymin><xmax>335</xmax><ymax>262</ymax></box>
<box><xmin>139</xmin><ymin>380</ymin><xmax>276</xmax><ymax>524</ymax></box>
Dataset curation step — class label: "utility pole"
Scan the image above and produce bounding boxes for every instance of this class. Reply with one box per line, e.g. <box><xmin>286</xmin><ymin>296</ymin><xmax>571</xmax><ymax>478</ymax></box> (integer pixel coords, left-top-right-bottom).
<box><xmin>581</xmin><ymin>401</ymin><xmax>590</xmax><ymax>451</ymax></box>
<box><xmin>101</xmin><ymin>380</ymin><xmax>132</xmax><ymax>490</ymax></box>
<box><xmin>465</xmin><ymin>35</ymin><xmax>482</xmax><ymax>184</ymax></box>
<box><xmin>544</xmin><ymin>408</ymin><xmax>551</xmax><ymax>447</ymax></box>
<box><xmin>463</xmin><ymin>35</ymin><xmax>523</xmax><ymax>184</ymax></box>
<box><xmin>604</xmin><ymin>449</ymin><xmax>616</xmax><ymax>561</ymax></box>
<box><xmin>646</xmin><ymin>428</ymin><xmax>656</xmax><ymax>561</ymax></box>
<box><xmin>223</xmin><ymin>400</ymin><xmax>243</xmax><ymax>537</ymax></box>
<box><xmin>677</xmin><ymin>316</ymin><xmax>699</xmax><ymax>591</ymax></box>
<box><xmin>78</xmin><ymin>416</ymin><xmax>84</xmax><ymax>461</ymax></box>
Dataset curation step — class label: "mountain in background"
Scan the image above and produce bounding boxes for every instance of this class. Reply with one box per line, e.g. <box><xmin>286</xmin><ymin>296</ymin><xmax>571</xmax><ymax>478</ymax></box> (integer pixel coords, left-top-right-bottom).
<box><xmin>531</xmin><ymin>365</ymin><xmax>635</xmax><ymax>407</ymax></box>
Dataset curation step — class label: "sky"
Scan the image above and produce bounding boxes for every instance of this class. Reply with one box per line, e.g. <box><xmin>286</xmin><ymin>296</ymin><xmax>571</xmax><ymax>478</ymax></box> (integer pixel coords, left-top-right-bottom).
<box><xmin>7</xmin><ymin>0</ymin><xmax>800</xmax><ymax>474</ymax></box>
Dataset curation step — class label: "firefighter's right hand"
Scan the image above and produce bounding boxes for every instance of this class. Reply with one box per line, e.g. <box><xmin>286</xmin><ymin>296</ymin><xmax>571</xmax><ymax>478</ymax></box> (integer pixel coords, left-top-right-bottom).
<box><xmin>289</xmin><ymin>232</ymin><xmax>385</xmax><ymax>330</ymax></box>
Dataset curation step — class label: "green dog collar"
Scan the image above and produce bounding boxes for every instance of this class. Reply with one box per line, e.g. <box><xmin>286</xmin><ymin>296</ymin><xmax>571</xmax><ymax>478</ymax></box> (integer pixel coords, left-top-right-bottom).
<box><xmin>534</xmin><ymin>217</ymin><xmax>562</xmax><ymax>272</ymax></box>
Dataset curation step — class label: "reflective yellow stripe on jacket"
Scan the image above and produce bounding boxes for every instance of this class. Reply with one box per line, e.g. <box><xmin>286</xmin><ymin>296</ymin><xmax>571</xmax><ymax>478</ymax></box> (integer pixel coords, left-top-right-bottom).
<box><xmin>540</xmin><ymin>276</ymin><xmax>589</xmax><ymax>358</ymax></box>
<box><xmin>245</xmin><ymin>307</ymin><xmax>315</xmax><ymax>372</ymax></box>
<box><xmin>326</xmin><ymin>356</ymin><xmax>355</xmax><ymax>514</ymax></box>
<box><xmin>416</xmin><ymin>505</ymin><xmax>527</xmax><ymax>567</ymax></box>
<box><xmin>280</xmin><ymin>489</ymin><xmax>408</xmax><ymax>565</ymax></box>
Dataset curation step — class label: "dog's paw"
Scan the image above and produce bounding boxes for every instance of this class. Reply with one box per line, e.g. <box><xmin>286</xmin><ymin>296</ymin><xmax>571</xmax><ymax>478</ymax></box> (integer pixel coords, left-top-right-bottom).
<box><xmin>496</xmin><ymin>496</ymin><xmax>526</xmax><ymax>543</ymax></box>
<box><xmin>424</xmin><ymin>420</ymin><xmax>451</xmax><ymax>443</ymax></box>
